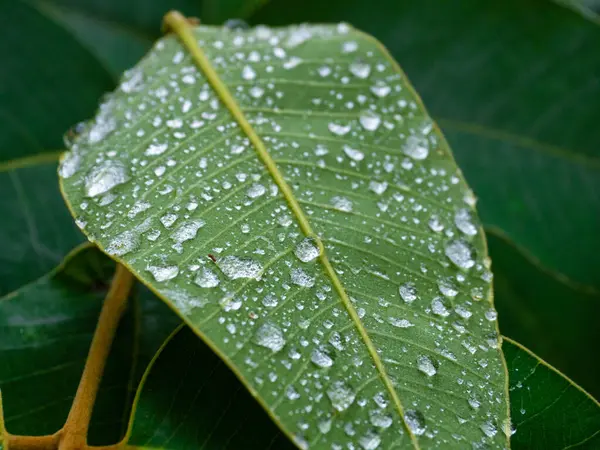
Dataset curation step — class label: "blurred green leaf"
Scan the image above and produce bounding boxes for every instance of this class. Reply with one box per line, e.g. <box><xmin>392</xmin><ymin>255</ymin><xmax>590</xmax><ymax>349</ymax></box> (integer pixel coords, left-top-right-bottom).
<box><xmin>504</xmin><ymin>337</ymin><xmax>600</xmax><ymax>450</ymax></box>
<box><xmin>0</xmin><ymin>159</ymin><xmax>83</xmax><ymax>295</ymax></box>
<box><xmin>126</xmin><ymin>325</ymin><xmax>295</xmax><ymax>450</ymax></box>
<box><xmin>60</xmin><ymin>22</ymin><xmax>509</xmax><ymax>448</ymax></box>
<box><xmin>0</xmin><ymin>244</ymin><xmax>179</xmax><ymax>444</ymax></box>
<box><xmin>489</xmin><ymin>229</ymin><xmax>600</xmax><ymax>399</ymax></box>
<box><xmin>0</xmin><ymin>0</ymin><xmax>114</xmax><ymax>163</ymax></box>
<box><xmin>251</xmin><ymin>0</ymin><xmax>600</xmax><ymax>288</ymax></box>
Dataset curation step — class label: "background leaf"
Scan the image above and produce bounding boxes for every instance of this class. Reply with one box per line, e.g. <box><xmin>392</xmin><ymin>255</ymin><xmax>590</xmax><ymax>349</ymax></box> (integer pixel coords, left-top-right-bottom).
<box><xmin>503</xmin><ymin>337</ymin><xmax>600</xmax><ymax>450</ymax></box>
<box><xmin>0</xmin><ymin>244</ymin><xmax>179</xmax><ymax>444</ymax></box>
<box><xmin>251</xmin><ymin>0</ymin><xmax>600</xmax><ymax>289</ymax></box>
<box><xmin>60</xmin><ymin>23</ymin><xmax>509</xmax><ymax>448</ymax></box>
<box><xmin>489</xmin><ymin>230</ymin><xmax>600</xmax><ymax>399</ymax></box>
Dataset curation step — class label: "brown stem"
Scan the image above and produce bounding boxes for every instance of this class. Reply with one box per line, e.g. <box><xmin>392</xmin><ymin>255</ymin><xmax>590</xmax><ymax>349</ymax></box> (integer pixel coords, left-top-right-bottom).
<box><xmin>58</xmin><ymin>264</ymin><xmax>134</xmax><ymax>450</ymax></box>
<box><xmin>6</xmin><ymin>434</ymin><xmax>61</xmax><ymax>450</ymax></box>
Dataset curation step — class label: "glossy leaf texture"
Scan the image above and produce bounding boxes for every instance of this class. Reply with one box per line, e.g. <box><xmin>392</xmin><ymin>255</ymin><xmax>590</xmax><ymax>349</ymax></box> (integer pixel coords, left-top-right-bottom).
<box><xmin>124</xmin><ymin>329</ymin><xmax>599</xmax><ymax>450</ymax></box>
<box><xmin>251</xmin><ymin>0</ymin><xmax>600</xmax><ymax>289</ymax></box>
<box><xmin>0</xmin><ymin>244</ymin><xmax>180</xmax><ymax>445</ymax></box>
<box><xmin>60</xmin><ymin>24</ymin><xmax>509</xmax><ymax>448</ymax></box>
<box><xmin>489</xmin><ymin>230</ymin><xmax>600</xmax><ymax>399</ymax></box>
<box><xmin>503</xmin><ymin>338</ymin><xmax>600</xmax><ymax>450</ymax></box>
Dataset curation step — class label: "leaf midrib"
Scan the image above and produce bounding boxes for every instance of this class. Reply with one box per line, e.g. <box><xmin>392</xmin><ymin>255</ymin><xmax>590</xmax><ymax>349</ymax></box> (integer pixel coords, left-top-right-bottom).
<box><xmin>164</xmin><ymin>13</ymin><xmax>420</xmax><ymax>448</ymax></box>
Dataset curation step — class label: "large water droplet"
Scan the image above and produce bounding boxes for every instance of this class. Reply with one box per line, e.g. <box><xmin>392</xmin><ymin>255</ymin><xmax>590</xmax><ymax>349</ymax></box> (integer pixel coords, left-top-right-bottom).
<box><xmin>417</xmin><ymin>355</ymin><xmax>437</xmax><ymax>376</ymax></box>
<box><xmin>247</xmin><ymin>183</ymin><xmax>266</xmax><ymax>199</ymax></box>
<box><xmin>326</xmin><ymin>381</ymin><xmax>356</xmax><ymax>412</ymax></box>
<box><xmin>438</xmin><ymin>280</ymin><xmax>459</xmax><ymax>298</ymax></box>
<box><xmin>242</xmin><ymin>65</ymin><xmax>256</xmax><ymax>80</ymax></box>
<box><xmin>294</xmin><ymin>237</ymin><xmax>320</xmax><ymax>262</ymax></box>
<box><xmin>262</xmin><ymin>293</ymin><xmax>278</xmax><ymax>308</ymax></box>
<box><xmin>445</xmin><ymin>240</ymin><xmax>475</xmax><ymax>269</ymax></box>
<box><xmin>218</xmin><ymin>256</ymin><xmax>262</xmax><ymax>280</ymax></box>
<box><xmin>343</xmin><ymin>145</ymin><xmax>364</xmax><ymax>161</ymax></box>
<box><xmin>404</xmin><ymin>410</ymin><xmax>426</xmax><ymax>436</ymax></box>
<box><xmin>59</xmin><ymin>152</ymin><xmax>81</xmax><ymax>178</ymax></box>
<box><xmin>388</xmin><ymin>317</ymin><xmax>413</xmax><ymax>328</ymax></box>
<box><xmin>328</xmin><ymin>122</ymin><xmax>351</xmax><ymax>136</ymax></box>
<box><xmin>402</xmin><ymin>135</ymin><xmax>429</xmax><ymax>160</ymax></box>
<box><xmin>480</xmin><ymin>421</ymin><xmax>498</xmax><ymax>438</ymax></box>
<box><xmin>330</xmin><ymin>196</ymin><xmax>353</xmax><ymax>212</ymax></box>
<box><xmin>253</xmin><ymin>321</ymin><xmax>285</xmax><ymax>352</ymax></box>
<box><xmin>428</xmin><ymin>215</ymin><xmax>444</xmax><ymax>233</ymax></box>
<box><xmin>359</xmin><ymin>430</ymin><xmax>381</xmax><ymax>450</ymax></box>
<box><xmin>454</xmin><ymin>208</ymin><xmax>478</xmax><ymax>236</ymax></box>
<box><xmin>359</xmin><ymin>110</ymin><xmax>381</xmax><ymax>131</ymax></box>
<box><xmin>85</xmin><ymin>161</ymin><xmax>129</xmax><ymax>197</ymax></box>
<box><xmin>194</xmin><ymin>268</ymin><xmax>220</xmax><ymax>288</ymax></box>
<box><xmin>399</xmin><ymin>282</ymin><xmax>418</xmax><ymax>303</ymax></box>
<box><xmin>369</xmin><ymin>409</ymin><xmax>393</xmax><ymax>429</ymax></box>
<box><xmin>146</xmin><ymin>264</ymin><xmax>179</xmax><ymax>282</ymax></box>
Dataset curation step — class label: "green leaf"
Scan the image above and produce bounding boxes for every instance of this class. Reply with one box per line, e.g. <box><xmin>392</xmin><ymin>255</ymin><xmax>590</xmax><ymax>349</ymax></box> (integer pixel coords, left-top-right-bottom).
<box><xmin>503</xmin><ymin>337</ymin><xmax>600</xmax><ymax>450</ymax></box>
<box><xmin>250</xmin><ymin>0</ymin><xmax>600</xmax><ymax>289</ymax></box>
<box><xmin>60</xmin><ymin>23</ymin><xmax>509</xmax><ymax>448</ymax></box>
<box><xmin>0</xmin><ymin>243</ymin><xmax>180</xmax><ymax>444</ymax></box>
<box><xmin>127</xmin><ymin>325</ymin><xmax>295</xmax><ymax>450</ymax></box>
<box><xmin>0</xmin><ymin>159</ymin><xmax>83</xmax><ymax>295</ymax></box>
<box><xmin>0</xmin><ymin>0</ymin><xmax>114</xmax><ymax>163</ymax></box>
<box><xmin>489</xmin><ymin>230</ymin><xmax>600</xmax><ymax>400</ymax></box>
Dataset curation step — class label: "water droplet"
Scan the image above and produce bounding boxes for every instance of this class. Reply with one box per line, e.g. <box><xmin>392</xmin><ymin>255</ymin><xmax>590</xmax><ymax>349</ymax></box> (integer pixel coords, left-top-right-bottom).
<box><xmin>468</xmin><ymin>397</ymin><xmax>481</xmax><ymax>409</ymax></box>
<box><xmin>402</xmin><ymin>135</ymin><xmax>429</xmax><ymax>160</ymax></box>
<box><xmin>370</xmin><ymin>81</ymin><xmax>391</xmax><ymax>98</ymax></box>
<box><xmin>417</xmin><ymin>355</ymin><xmax>437</xmax><ymax>376</ymax></box>
<box><xmin>388</xmin><ymin>317</ymin><xmax>413</xmax><ymax>328</ymax></box>
<box><xmin>485</xmin><ymin>309</ymin><xmax>498</xmax><ymax>321</ymax></box>
<box><xmin>330</xmin><ymin>196</ymin><xmax>353</xmax><ymax>212</ymax></box>
<box><xmin>359</xmin><ymin>110</ymin><xmax>381</xmax><ymax>131</ymax></box>
<box><xmin>404</xmin><ymin>410</ymin><xmax>426</xmax><ymax>436</ymax></box>
<box><xmin>480</xmin><ymin>421</ymin><xmax>498</xmax><ymax>438</ymax></box>
<box><xmin>369</xmin><ymin>409</ymin><xmax>393</xmax><ymax>429</ymax></box>
<box><xmin>160</xmin><ymin>213</ymin><xmax>178</xmax><ymax>229</ymax></box>
<box><xmin>294</xmin><ymin>237</ymin><xmax>321</xmax><ymax>262</ymax></box>
<box><xmin>59</xmin><ymin>152</ymin><xmax>81</xmax><ymax>178</ymax></box>
<box><xmin>253</xmin><ymin>321</ymin><xmax>285</xmax><ymax>352</ymax></box>
<box><xmin>146</xmin><ymin>264</ymin><xmax>179</xmax><ymax>282</ymax></box>
<box><xmin>359</xmin><ymin>430</ymin><xmax>381</xmax><ymax>450</ymax></box>
<box><xmin>249</xmin><ymin>86</ymin><xmax>264</xmax><ymax>98</ymax></box>
<box><xmin>262</xmin><ymin>293</ymin><xmax>278</xmax><ymax>307</ymax></box>
<box><xmin>328</xmin><ymin>122</ymin><xmax>351</xmax><ymax>136</ymax></box>
<box><xmin>247</xmin><ymin>183</ymin><xmax>266</xmax><ymax>198</ymax></box>
<box><xmin>224</xmin><ymin>19</ymin><xmax>249</xmax><ymax>30</ymax></box>
<box><xmin>318</xmin><ymin>65</ymin><xmax>331</xmax><ymax>77</ymax></box>
<box><xmin>455</xmin><ymin>304</ymin><xmax>472</xmax><ymax>319</ymax></box>
<box><xmin>326</xmin><ymin>381</ymin><xmax>355</xmax><ymax>412</ymax></box>
<box><xmin>170</xmin><ymin>219</ymin><xmax>204</xmax><ymax>244</ymax></box>
<box><xmin>431</xmin><ymin>297</ymin><xmax>450</xmax><ymax>317</ymax></box>
<box><xmin>145</xmin><ymin>143</ymin><xmax>168</xmax><ymax>156</ymax></box>
<box><xmin>242</xmin><ymin>65</ymin><xmax>256</xmax><ymax>80</ymax></box>
<box><xmin>349</xmin><ymin>60</ymin><xmax>371</xmax><ymax>79</ymax></box>
<box><xmin>194</xmin><ymin>268</ymin><xmax>219</xmax><ymax>288</ymax></box>
<box><xmin>218</xmin><ymin>256</ymin><xmax>262</xmax><ymax>280</ymax></box>
<box><xmin>399</xmin><ymin>282</ymin><xmax>418</xmax><ymax>303</ymax></box>
<box><xmin>454</xmin><ymin>208</ymin><xmax>478</xmax><ymax>236</ymax></box>
<box><xmin>369</xmin><ymin>180</ymin><xmax>388</xmax><ymax>195</ymax></box>
<box><xmin>85</xmin><ymin>161</ymin><xmax>129</xmax><ymax>197</ymax></box>
<box><xmin>428</xmin><ymin>215</ymin><xmax>444</xmax><ymax>233</ymax></box>
<box><xmin>343</xmin><ymin>145</ymin><xmax>364</xmax><ymax>161</ymax></box>
<box><xmin>106</xmin><ymin>230</ymin><xmax>139</xmax><ymax>256</ymax></box>
<box><xmin>342</xmin><ymin>40</ymin><xmax>358</xmax><ymax>53</ymax></box>
<box><xmin>445</xmin><ymin>240</ymin><xmax>475</xmax><ymax>269</ymax></box>
<box><xmin>128</xmin><ymin>201</ymin><xmax>151</xmax><ymax>218</ymax></box>
<box><xmin>290</xmin><ymin>268</ymin><xmax>315</xmax><ymax>288</ymax></box>
<box><xmin>438</xmin><ymin>280</ymin><xmax>459</xmax><ymax>298</ymax></box>
<box><xmin>318</xmin><ymin>418</ymin><xmax>332</xmax><ymax>434</ymax></box>
<box><xmin>311</xmin><ymin>348</ymin><xmax>333</xmax><ymax>368</ymax></box>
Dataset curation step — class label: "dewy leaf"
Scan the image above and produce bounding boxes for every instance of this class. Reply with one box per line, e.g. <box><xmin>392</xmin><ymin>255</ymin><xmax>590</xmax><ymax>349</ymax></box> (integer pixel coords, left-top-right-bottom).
<box><xmin>251</xmin><ymin>0</ymin><xmax>600</xmax><ymax>289</ymax></box>
<box><xmin>0</xmin><ymin>158</ymin><xmax>84</xmax><ymax>295</ymax></box>
<box><xmin>489</xmin><ymin>230</ymin><xmax>600</xmax><ymax>400</ymax></box>
<box><xmin>503</xmin><ymin>337</ymin><xmax>600</xmax><ymax>450</ymax></box>
<box><xmin>60</xmin><ymin>21</ymin><xmax>510</xmax><ymax>448</ymax></box>
<box><xmin>0</xmin><ymin>244</ymin><xmax>180</xmax><ymax>444</ymax></box>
